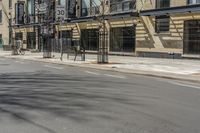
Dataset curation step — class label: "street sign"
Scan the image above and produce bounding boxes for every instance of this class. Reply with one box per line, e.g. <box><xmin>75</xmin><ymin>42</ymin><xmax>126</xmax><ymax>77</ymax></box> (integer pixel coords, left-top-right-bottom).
<box><xmin>56</xmin><ymin>5</ymin><xmax>65</xmax><ymax>21</ymax></box>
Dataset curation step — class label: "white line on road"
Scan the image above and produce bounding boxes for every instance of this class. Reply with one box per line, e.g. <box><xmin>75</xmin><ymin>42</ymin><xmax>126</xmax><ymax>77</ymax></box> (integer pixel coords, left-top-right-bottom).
<box><xmin>104</xmin><ymin>74</ymin><xmax>126</xmax><ymax>79</ymax></box>
<box><xmin>44</xmin><ymin>65</ymin><xmax>64</xmax><ymax>70</ymax></box>
<box><xmin>15</xmin><ymin>61</ymin><xmax>25</xmax><ymax>64</ymax></box>
<box><xmin>85</xmin><ymin>71</ymin><xmax>100</xmax><ymax>75</ymax></box>
<box><xmin>155</xmin><ymin>78</ymin><xmax>200</xmax><ymax>90</ymax></box>
<box><xmin>169</xmin><ymin>81</ymin><xmax>200</xmax><ymax>90</ymax></box>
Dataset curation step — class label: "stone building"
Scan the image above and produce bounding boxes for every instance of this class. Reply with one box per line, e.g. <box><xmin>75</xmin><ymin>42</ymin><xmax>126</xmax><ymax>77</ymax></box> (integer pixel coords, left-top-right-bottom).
<box><xmin>0</xmin><ymin>0</ymin><xmax>10</xmax><ymax>49</ymax></box>
<box><xmin>2</xmin><ymin>0</ymin><xmax>200</xmax><ymax>58</ymax></box>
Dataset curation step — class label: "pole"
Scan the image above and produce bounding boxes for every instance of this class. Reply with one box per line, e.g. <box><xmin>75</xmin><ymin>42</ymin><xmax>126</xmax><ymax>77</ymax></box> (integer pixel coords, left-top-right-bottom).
<box><xmin>60</xmin><ymin>20</ymin><xmax>63</xmax><ymax>61</ymax></box>
<box><xmin>98</xmin><ymin>0</ymin><xmax>108</xmax><ymax>63</ymax></box>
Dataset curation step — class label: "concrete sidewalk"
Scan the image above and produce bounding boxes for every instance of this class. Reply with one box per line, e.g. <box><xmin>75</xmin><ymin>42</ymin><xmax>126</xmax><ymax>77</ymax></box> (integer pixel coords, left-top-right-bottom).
<box><xmin>1</xmin><ymin>50</ymin><xmax>200</xmax><ymax>82</ymax></box>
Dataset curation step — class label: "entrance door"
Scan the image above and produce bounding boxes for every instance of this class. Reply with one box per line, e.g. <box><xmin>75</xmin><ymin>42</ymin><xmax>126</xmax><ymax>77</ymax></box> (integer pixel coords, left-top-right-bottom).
<box><xmin>27</xmin><ymin>32</ymin><xmax>36</xmax><ymax>49</ymax></box>
<box><xmin>0</xmin><ymin>34</ymin><xmax>2</xmax><ymax>48</ymax></box>
<box><xmin>110</xmin><ymin>26</ymin><xmax>136</xmax><ymax>52</ymax></box>
<box><xmin>81</xmin><ymin>29</ymin><xmax>99</xmax><ymax>51</ymax></box>
<box><xmin>184</xmin><ymin>20</ymin><xmax>200</xmax><ymax>54</ymax></box>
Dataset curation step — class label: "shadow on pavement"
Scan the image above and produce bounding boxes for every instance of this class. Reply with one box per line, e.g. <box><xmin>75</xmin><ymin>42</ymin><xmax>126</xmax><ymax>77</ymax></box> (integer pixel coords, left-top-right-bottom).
<box><xmin>0</xmin><ymin>71</ymin><xmax>141</xmax><ymax>132</ymax></box>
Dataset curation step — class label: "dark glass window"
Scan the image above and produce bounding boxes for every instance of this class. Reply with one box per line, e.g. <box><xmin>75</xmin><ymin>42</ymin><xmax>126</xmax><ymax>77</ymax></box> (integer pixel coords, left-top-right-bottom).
<box><xmin>110</xmin><ymin>0</ymin><xmax>136</xmax><ymax>13</ymax></box>
<box><xmin>0</xmin><ymin>34</ymin><xmax>2</xmax><ymax>47</ymax></box>
<box><xmin>15</xmin><ymin>33</ymin><xmax>23</xmax><ymax>41</ymax></box>
<box><xmin>15</xmin><ymin>2</ymin><xmax>25</xmax><ymax>24</ymax></box>
<box><xmin>0</xmin><ymin>10</ymin><xmax>2</xmax><ymax>23</ymax></box>
<box><xmin>184</xmin><ymin>20</ymin><xmax>200</xmax><ymax>54</ymax></box>
<box><xmin>155</xmin><ymin>16</ymin><xmax>170</xmax><ymax>33</ymax></box>
<box><xmin>58</xmin><ymin>30</ymin><xmax>72</xmax><ymax>39</ymax></box>
<box><xmin>27</xmin><ymin>32</ymin><xmax>36</xmax><ymax>49</ymax></box>
<box><xmin>66</xmin><ymin>0</ymin><xmax>76</xmax><ymax>18</ymax></box>
<box><xmin>156</xmin><ymin>0</ymin><xmax>170</xmax><ymax>8</ymax></box>
<box><xmin>81</xmin><ymin>29</ymin><xmax>99</xmax><ymax>51</ymax></box>
<box><xmin>27</xmin><ymin>0</ymin><xmax>35</xmax><ymax>23</ymax></box>
<box><xmin>110</xmin><ymin>26</ymin><xmax>136</xmax><ymax>52</ymax></box>
<box><xmin>9</xmin><ymin>19</ymin><xmax>12</xmax><ymax>44</ymax></box>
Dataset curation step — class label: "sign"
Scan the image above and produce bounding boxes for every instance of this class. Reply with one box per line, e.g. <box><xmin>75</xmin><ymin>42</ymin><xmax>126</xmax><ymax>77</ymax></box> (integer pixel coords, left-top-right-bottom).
<box><xmin>56</xmin><ymin>5</ymin><xmax>65</xmax><ymax>21</ymax></box>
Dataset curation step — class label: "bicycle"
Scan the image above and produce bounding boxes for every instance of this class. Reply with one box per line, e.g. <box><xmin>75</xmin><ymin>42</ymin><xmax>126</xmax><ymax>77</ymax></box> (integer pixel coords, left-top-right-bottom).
<box><xmin>18</xmin><ymin>48</ymin><xmax>25</xmax><ymax>55</ymax></box>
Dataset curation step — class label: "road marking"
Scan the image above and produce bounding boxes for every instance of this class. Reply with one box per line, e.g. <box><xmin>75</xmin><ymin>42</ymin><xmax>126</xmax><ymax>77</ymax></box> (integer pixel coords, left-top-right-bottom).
<box><xmin>15</xmin><ymin>61</ymin><xmax>25</xmax><ymax>64</ymax></box>
<box><xmin>155</xmin><ymin>78</ymin><xmax>200</xmax><ymax>90</ymax></box>
<box><xmin>104</xmin><ymin>74</ymin><xmax>126</xmax><ymax>79</ymax></box>
<box><xmin>44</xmin><ymin>65</ymin><xmax>63</xmax><ymax>70</ymax></box>
<box><xmin>169</xmin><ymin>81</ymin><xmax>200</xmax><ymax>90</ymax></box>
<box><xmin>85</xmin><ymin>71</ymin><xmax>100</xmax><ymax>75</ymax></box>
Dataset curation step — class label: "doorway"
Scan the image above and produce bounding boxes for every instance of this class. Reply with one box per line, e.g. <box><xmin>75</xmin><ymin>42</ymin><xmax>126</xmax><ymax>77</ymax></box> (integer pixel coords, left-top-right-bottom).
<box><xmin>27</xmin><ymin>32</ymin><xmax>36</xmax><ymax>49</ymax></box>
<box><xmin>184</xmin><ymin>20</ymin><xmax>200</xmax><ymax>54</ymax></box>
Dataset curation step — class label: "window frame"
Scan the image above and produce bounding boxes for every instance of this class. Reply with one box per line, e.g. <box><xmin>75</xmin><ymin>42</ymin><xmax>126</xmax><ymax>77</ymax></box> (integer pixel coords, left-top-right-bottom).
<box><xmin>156</xmin><ymin>0</ymin><xmax>170</xmax><ymax>9</ymax></box>
<box><xmin>155</xmin><ymin>15</ymin><xmax>170</xmax><ymax>33</ymax></box>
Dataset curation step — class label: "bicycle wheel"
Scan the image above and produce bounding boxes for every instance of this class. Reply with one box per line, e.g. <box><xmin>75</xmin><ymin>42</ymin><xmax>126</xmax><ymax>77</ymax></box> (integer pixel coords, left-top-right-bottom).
<box><xmin>21</xmin><ymin>50</ymin><xmax>25</xmax><ymax>55</ymax></box>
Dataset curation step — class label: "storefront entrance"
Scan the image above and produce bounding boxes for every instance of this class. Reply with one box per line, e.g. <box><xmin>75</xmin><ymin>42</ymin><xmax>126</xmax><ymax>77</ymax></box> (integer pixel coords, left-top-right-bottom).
<box><xmin>184</xmin><ymin>20</ymin><xmax>200</xmax><ymax>54</ymax></box>
<box><xmin>27</xmin><ymin>32</ymin><xmax>36</xmax><ymax>49</ymax></box>
<box><xmin>81</xmin><ymin>29</ymin><xmax>99</xmax><ymax>51</ymax></box>
<box><xmin>110</xmin><ymin>26</ymin><xmax>136</xmax><ymax>52</ymax></box>
<box><xmin>0</xmin><ymin>34</ymin><xmax>2</xmax><ymax>48</ymax></box>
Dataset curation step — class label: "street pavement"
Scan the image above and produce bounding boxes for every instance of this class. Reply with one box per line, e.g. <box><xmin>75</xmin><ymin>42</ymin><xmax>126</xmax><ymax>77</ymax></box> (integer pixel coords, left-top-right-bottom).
<box><xmin>0</xmin><ymin>57</ymin><xmax>200</xmax><ymax>133</ymax></box>
<box><xmin>1</xmin><ymin>51</ymin><xmax>200</xmax><ymax>82</ymax></box>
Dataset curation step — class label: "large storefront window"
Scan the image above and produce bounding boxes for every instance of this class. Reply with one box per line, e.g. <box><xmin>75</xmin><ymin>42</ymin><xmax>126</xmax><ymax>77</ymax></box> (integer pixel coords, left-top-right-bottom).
<box><xmin>110</xmin><ymin>27</ymin><xmax>135</xmax><ymax>52</ymax></box>
<box><xmin>27</xmin><ymin>32</ymin><xmax>36</xmax><ymax>49</ymax></box>
<box><xmin>81</xmin><ymin>29</ymin><xmax>99</xmax><ymax>51</ymax></box>
<box><xmin>110</xmin><ymin>0</ymin><xmax>136</xmax><ymax>13</ymax></box>
<box><xmin>184</xmin><ymin>20</ymin><xmax>200</xmax><ymax>54</ymax></box>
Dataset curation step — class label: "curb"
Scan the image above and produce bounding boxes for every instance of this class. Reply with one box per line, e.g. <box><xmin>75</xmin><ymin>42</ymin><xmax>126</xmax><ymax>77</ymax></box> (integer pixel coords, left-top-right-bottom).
<box><xmin>2</xmin><ymin>55</ymin><xmax>200</xmax><ymax>83</ymax></box>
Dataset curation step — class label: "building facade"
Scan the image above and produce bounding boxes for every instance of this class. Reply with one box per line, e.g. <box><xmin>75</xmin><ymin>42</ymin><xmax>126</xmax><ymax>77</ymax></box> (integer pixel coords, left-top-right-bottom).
<box><xmin>2</xmin><ymin>0</ymin><xmax>200</xmax><ymax>58</ymax></box>
<box><xmin>0</xmin><ymin>0</ymin><xmax>9</xmax><ymax>49</ymax></box>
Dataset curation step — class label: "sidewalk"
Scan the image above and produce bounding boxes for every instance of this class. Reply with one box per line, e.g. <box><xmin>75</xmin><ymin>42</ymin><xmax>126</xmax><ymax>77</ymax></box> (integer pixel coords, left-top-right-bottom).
<box><xmin>1</xmin><ymin>51</ymin><xmax>200</xmax><ymax>82</ymax></box>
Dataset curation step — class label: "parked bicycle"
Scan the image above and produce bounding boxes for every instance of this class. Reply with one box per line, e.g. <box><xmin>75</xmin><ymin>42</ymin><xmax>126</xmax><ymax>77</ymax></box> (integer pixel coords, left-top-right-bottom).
<box><xmin>18</xmin><ymin>47</ymin><xmax>25</xmax><ymax>55</ymax></box>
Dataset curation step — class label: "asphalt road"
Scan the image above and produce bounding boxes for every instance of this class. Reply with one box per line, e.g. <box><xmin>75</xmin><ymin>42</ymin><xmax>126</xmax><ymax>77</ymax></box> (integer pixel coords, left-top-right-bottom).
<box><xmin>0</xmin><ymin>57</ymin><xmax>200</xmax><ymax>133</ymax></box>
